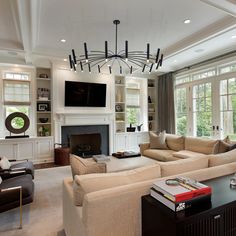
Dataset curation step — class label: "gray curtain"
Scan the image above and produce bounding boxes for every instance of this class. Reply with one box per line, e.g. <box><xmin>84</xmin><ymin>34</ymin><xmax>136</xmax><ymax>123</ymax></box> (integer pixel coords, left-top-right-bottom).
<box><xmin>157</xmin><ymin>72</ymin><xmax>175</xmax><ymax>133</ymax></box>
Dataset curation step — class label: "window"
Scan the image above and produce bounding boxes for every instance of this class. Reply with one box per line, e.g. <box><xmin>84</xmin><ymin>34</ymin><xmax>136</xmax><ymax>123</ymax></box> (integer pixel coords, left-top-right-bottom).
<box><xmin>220</xmin><ymin>77</ymin><xmax>236</xmax><ymax>140</ymax></box>
<box><xmin>175</xmin><ymin>88</ymin><xmax>187</xmax><ymax>135</ymax></box>
<box><xmin>192</xmin><ymin>83</ymin><xmax>212</xmax><ymax>137</ymax></box>
<box><xmin>125</xmin><ymin>78</ymin><xmax>147</xmax><ymax>128</ymax></box>
<box><xmin>174</xmin><ymin>57</ymin><xmax>236</xmax><ymax>140</ymax></box>
<box><xmin>3</xmin><ymin>72</ymin><xmax>31</xmax><ymax>129</ymax></box>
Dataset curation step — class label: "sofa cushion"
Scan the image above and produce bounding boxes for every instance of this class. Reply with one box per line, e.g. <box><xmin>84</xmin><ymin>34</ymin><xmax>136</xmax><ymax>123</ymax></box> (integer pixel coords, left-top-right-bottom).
<box><xmin>185</xmin><ymin>137</ymin><xmax>219</xmax><ymax>154</ymax></box>
<box><xmin>149</xmin><ymin>131</ymin><xmax>168</xmax><ymax>149</ymax></box>
<box><xmin>173</xmin><ymin>150</ymin><xmax>206</xmax><ymax>159</ymax></box>
<box><xmin>166</xmin><ymin>134</ymin><xmax>185</xmax><ymax>151</ymax></box>
<box><xmin>70</xmin><ymin>154</ymin><xmax>106</xmax><ymax>178</ymax></box>
<box><xmin>159</xmin><ymin>156</ymin><xmax>209</xmax><ymax>177</ymax></box>
<box><xmin>143</xmin><ymin>149</ymin><xmax>178</xmax><ymax>162</ymax></box>
<box><xmin>73</xmin><ymin>164</ymin><xmax>161</xmax><ymax>206</ymax></box>
<box><xmin>208</xmin><ymin>149</ymin><xmax>236</xmax><ymax>167</ymax></box>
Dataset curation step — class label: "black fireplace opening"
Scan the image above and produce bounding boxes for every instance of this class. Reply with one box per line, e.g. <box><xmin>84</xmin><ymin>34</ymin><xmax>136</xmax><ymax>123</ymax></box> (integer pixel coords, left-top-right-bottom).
<box><xmin>61</xmin><ymin>125</ymin><xmax>109</xmax><ymax>158</ymax></box>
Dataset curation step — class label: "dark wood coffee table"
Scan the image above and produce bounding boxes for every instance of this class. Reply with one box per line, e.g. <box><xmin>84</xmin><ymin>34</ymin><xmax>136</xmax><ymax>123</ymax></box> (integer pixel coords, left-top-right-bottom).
<box><xmin>142</xmin><ymin>174</ymin><xmax>236</xmax><ymax>236</ymax></box>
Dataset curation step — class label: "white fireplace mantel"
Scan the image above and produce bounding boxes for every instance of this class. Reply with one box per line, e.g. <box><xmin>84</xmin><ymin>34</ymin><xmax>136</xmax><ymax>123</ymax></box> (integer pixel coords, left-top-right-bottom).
<box><xmin>54</xmin><ymin>112</ymin><xmax>115</xmax><ymax>154</ymax></box>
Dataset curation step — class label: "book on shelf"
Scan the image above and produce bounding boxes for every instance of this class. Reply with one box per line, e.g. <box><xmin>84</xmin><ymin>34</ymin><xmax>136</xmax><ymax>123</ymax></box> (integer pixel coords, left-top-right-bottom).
<box><xmin>93</xmin><ymin>155</ymin><xmax>110</xmax><ymax>163</ymax></box>
<box><xmin>152</xmin><ymin>177</ymin><xmax>212</xmax><ymax>202</ymax></box>
<box><xmin>150</xmin><ymin>187</ymin><xmax>211</xmax><ymax>212</ymax></box>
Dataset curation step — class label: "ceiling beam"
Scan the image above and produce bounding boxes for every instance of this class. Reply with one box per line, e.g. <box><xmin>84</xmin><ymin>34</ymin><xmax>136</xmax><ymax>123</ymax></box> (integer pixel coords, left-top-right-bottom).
<box><xmin>15</xmin><ymin>0</ymin><xmax>33</xmax><ymax>64</ymax></box>
<box><xmin>200</xmin><ymin>0</ymin><xmax>236</xmax><ymax>17</ymax></box>
<box><xmin>163</xmin><ymin>16</ymin><xmax>236</xmax><ymax>60</ymax></box>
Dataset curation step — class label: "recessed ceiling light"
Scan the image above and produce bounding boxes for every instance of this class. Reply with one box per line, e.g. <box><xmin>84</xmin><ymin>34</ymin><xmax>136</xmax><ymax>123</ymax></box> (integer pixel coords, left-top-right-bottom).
<box><xmin>60</xmin><ymin>39</ymin><xmax>66</xmax><ymax>43</ymax></box>
<box><xmin>231</xmin><ymin>35</ymin><xmax>236</xmax><ymax>39</ymax></box>
<box><xmin>63</xmin><ymin>58</ymin><xmax>67</xmax><ymax>62</ymax></box>
<box><xmin>183</xmin><ymin>19</ymin><xmax>191</xmax><ymax>24</ymax></box>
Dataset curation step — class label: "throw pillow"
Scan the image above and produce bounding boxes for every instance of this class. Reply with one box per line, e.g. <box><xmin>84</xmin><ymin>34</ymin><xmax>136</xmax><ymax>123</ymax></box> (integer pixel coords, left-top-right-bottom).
<box><xmin>70</xmin><ymin>154</ymin><xmax>106</xmax><ymax>178</ymax></box>
<box><xmin>0</xmin><ymin>176</ymin><xmax>2</xmax><ymax>184</ymax></box>
<box><xmin>165</xmin><ymin>134</ymin><xmax>185</xmax><ymax>151</ymax></box>
<box><xmin>0</xmin><ymin>157</ymin><xmax>11</xmax><ymax>169</ymax></box>
<box><xmin>149</xmin><ymin>131</ymin><xmax>168</xmax><ymax>149</ymax></box>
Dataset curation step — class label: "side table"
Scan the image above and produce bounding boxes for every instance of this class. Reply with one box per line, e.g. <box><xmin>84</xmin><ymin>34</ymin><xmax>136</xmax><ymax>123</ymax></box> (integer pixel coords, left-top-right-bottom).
<box><xmin>54</xmin><ymin>147</ymin><xmax>70</xmax><ymax>166</ymax></box>
<box><xmin>142</xmin><ymin>174</ymin><xmax>236</xmax><ymax>236</ymax></box>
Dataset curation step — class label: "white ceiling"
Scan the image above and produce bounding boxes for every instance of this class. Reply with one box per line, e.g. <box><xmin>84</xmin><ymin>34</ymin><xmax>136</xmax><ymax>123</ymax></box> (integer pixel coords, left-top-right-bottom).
<box><xmin>0</xmin><ymin>0</ymin><xmax>235</xmax><ymax>72</ymax></box>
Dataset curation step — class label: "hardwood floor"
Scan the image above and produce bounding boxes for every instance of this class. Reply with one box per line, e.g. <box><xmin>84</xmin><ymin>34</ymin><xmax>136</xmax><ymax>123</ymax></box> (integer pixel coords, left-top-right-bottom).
<box><xmin>34</xmin><ymin>162</ymin><xmax>69</xmax><ymax>169</ymax></box>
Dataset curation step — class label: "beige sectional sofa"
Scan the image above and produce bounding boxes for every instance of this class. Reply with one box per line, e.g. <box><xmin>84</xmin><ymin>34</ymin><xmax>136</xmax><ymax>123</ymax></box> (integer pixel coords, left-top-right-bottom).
<box><xmin>63</xmin><ymin>146</ymin><xmax>236</xmax><ymax>236</ymax></box>
<box><xmin>140</xmin><ymin>133</ymin><xmax>227</xmax><ymax>162</ymax></box>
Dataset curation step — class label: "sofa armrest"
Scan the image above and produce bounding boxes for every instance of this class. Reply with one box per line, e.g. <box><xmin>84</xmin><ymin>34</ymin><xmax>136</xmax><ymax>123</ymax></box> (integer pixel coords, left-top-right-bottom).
<box><xmin>139</xmin><ymin>143</ymin><xmax>150</xmax><ymax>155</ymax></box>
<box><xmin>82</xmin><ymin>179</ymin><xmax>154</xmax><ymax>236</ymax></box>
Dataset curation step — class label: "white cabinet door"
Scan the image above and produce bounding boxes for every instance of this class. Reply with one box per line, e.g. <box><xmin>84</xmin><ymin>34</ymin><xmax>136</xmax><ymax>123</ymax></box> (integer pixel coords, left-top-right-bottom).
<box><xmin>35</xmin><ymin>137</ymin><xmax>53</xmax><ymax>162</ymax></box>
<box><xmin>114</xmin><ymin>132</ymin><xmax>149</xmax><ymax>152</ymax></box>
<box><xmin>17</xmin><ymin>141</ymin><xmax>35</xmax><ymax>160</ymax></box>
<box><xmin>0</xmin><ymin>142</ymin><xmax>16</xmax><ymax>159</ymax></box>
<box><xmin>115</xmin><ymin>134</ymin><xmax>128</xmax><ymax>151</ymax></box>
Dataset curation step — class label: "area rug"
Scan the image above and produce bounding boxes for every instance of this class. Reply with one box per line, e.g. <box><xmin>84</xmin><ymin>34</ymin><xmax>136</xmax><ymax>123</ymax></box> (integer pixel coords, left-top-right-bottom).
<box><xmin>0</xmin><ymin>166</ymin><xmax>71</xmax><ymax>236</ymax></box>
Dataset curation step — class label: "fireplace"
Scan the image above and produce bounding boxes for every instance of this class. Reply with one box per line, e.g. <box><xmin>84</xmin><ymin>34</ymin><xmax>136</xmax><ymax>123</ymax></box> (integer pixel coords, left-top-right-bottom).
<box><xmin>61</xmin><ymin>125</ymin><xmax>109</xmax><ymax>157</ymax></box>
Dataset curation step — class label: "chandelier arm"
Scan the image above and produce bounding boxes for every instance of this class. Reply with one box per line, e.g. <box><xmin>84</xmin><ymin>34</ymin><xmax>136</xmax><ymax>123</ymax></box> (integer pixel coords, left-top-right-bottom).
<box><xmin>120</xmin><ymin>58</ymin><xmax>131</xmax><ymax>69</ymax></box>
<box><xmin>82</xmin><ymin>58</ymin><xmax>107</xmax><ymax>66</ymax></box>
<box><xmin>80</xmin><ymin>56</ymin><xmax>105</xmax><ymax>61</ymax></box>
<box><xmin>90</xmin><ymin>50</ymin><xmax>113</xmax><ymax>55</ymax></box>
<box><xmin>99</xmin><ymin>58</ymin><xmax>113</xmax><ymax>69</ymax></box>
<box><xmin>88</xmin><ymin>59</ymin><xmax>109</xmax><ymax>68</ymax></box>
<box><xmin>121</xmin><ymin>58</ymin><xmax>144</xmax><ymax>68</ymax></box>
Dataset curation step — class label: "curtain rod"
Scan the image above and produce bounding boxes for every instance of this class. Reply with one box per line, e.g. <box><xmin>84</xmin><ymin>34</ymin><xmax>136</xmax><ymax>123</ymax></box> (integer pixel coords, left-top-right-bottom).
<box><xmin>173</xmin><ymin>50</ymin><xmax>236</xmax><ymax>75</ymax></box>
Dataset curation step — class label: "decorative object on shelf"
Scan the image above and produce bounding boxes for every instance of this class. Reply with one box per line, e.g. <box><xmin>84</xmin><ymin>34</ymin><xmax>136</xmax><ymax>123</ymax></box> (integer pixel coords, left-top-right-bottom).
<box><xmin>137</xmin><ymin>124</ymin><xmax>143</xmax><ymax>132</ymax></box>
<box><xmin>39</xmin><ymin>73</ymin><xmax>48</xmax><ymax>78</ymax></box>
<box><xmin>5</xmin><ymin>112</ymin><xmax>30</xmax><ymax>138</ymax></box>
<box><xmin>148</xmin><ymin>107</ymin><xmax>155</xmax><ymax>112</ymax></box>
<box><xmin>127</xmin><ymin>124</ymin><xmax>136</xmax><ymax>132</ymax></box>
<box><xmin>230</xmin><ymin>174</ymin><xmax>236</xmax><ymax>188</ymax></box>
<box><xmin>115</xmin><ymin>104</ymin><xmax>123</xmax><ymax>112</ymax></box>
<box><xmin>149</xmin><ymin>122</ymin><xmax>152</xmax><ymax>130</ymax></box>
<box><xmin>148</xmin><ymin>96</ymin><xmax>152</xmax><ymax>103</ymax></box>
<box><xmin>68</xmin><ymin>19</ymin><xmax>163</xmax><ymax>74</ymax></box>
<box><xmin>116</xmin><ymin>89</ymin><xmax>122</xmax><ymax>102</ymax></box>
<box><xmin>148</xmin><ymin>81</ymin><xmax>154</xmax><ymax>87</ymax></box>
<box><xmin>148</xmin><ymin>116</ymin><xmax>153</xmax><ymax>121</ymax></box>
<box><xmin>37</xmin><ymin>88</ymin><xmax>50</xmax><ymax>100</ymax></box>
<box><xmin>115</xmin><ymin>79</ymin><xmax>122</xmax><ymax>84</ymax></box>
<box><xmin>40</xmin><ymin>126</ymin><xmax>50</xmax><ymax>136</ymax></box>
<box><xmin>37</xmin><ymin>103</ymin><xmax>49</xmax><ymax>111</ymax></box>
<box><xmin>39</xmin><ymin>118</ymin><xmax>49</xmax><ymax>123</ymax></box>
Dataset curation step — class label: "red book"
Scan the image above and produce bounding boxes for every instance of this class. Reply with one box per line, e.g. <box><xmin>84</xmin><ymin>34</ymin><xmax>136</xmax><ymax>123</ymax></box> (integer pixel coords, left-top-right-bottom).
<box><xmin>152</xmin><ymin>178</ymin><xmax>212</xmax><ymax>203</ymax></box>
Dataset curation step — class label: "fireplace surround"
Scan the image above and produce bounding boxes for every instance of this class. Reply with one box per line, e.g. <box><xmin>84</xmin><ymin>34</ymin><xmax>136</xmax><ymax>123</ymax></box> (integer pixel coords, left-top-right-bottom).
<box><xmin>61</xmin><ymin>125</ymin><xmax>109</xmax><ymax>156</ymax></box>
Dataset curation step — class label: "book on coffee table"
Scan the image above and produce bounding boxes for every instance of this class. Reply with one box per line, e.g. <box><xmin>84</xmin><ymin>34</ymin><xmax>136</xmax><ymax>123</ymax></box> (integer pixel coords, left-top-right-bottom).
<box><xmin>93</xmin><ymin>155</ymin><xmax>110</xmax><ymax>163</ymax></box>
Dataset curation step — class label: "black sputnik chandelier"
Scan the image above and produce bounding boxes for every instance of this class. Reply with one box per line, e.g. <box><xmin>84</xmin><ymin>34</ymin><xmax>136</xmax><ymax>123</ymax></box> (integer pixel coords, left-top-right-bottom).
<box><xmin>69</xmin><ymin>20</ymin><xmax>163</xmax><ymax>74</ymax></box>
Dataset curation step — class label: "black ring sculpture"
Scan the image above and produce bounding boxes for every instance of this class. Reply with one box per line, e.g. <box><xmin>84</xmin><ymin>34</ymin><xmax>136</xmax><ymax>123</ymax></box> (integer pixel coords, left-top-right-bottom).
<box><xmin>5</xmin><ymin>112</ymin><xmax>30</xmax><ymax>134</ymax></box>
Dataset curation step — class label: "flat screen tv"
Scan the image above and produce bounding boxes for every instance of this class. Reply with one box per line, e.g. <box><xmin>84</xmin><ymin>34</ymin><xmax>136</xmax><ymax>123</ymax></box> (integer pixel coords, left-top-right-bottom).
<box><xmin>64</xmin><ymin>81</ymin><xmax>107</xmax><ymax>107</ymax></box>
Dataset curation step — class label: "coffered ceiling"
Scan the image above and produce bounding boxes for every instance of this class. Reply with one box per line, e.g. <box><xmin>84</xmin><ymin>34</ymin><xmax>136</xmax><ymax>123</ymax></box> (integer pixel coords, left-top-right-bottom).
<box><xmin>0</xmin><ymin>0</ymin><xmax>235</xmax><ymax>72</ymax></box>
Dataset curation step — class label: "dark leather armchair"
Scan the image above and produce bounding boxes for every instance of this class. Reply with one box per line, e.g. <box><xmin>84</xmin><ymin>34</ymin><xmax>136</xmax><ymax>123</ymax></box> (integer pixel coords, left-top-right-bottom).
<box><xmin>0</xmin><ymin>173</ymin><xmax>34</xmax><ymax>228</ymax></box>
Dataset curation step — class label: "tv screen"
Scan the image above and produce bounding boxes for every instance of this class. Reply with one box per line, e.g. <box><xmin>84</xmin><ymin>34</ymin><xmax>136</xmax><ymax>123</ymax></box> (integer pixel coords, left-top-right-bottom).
<box><xmin>64</xmin><ymin>81</ymin><xmax>107</xmax><ymax>107</ymax></box>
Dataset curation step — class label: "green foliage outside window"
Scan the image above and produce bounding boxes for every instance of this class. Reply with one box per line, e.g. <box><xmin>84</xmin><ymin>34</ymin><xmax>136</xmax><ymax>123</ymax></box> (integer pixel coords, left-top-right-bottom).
<box><xmin>127</xmin><ymin>108</ymin><xmax>138</xmax><ymax>126</ymax></box>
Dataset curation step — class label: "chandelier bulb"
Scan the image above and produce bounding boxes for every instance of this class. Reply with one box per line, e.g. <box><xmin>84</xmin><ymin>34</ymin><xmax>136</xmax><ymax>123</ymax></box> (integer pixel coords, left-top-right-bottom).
<box><xmin>125</xmin><ymin>58</ymin><xmax>128</xmax><ymax>62</ymax></box>
<box><xmin>105</xmin><ymin>58</ymin><xmax>108</xmax><ymax>62</ymax></box>
<box><xmin>147</xmin><ymin>59</ymin><xmax>149</xmax><ymax>63</ymax></box>
<box><xmin>85</xmin><ymin>59</ymin><xmax>88</xmax><ymax>63</ymax></box>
